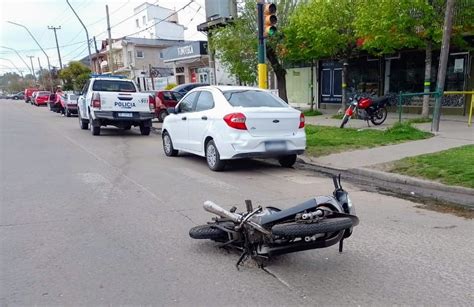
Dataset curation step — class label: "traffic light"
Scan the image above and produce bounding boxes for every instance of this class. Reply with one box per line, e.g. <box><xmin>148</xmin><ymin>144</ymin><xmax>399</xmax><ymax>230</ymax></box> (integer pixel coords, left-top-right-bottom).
<box><xmin>263</xmin><ymin>3</ymin><xmax>277</xmax><ymax>37</ymax></box>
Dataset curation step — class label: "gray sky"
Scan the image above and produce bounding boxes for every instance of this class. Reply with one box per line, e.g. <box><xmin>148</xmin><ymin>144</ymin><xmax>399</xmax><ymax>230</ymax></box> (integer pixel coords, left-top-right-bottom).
<box><xmin>0</xmin><ymin>0</ymin><xmax>207</xmax><ymax>75</ymax></box>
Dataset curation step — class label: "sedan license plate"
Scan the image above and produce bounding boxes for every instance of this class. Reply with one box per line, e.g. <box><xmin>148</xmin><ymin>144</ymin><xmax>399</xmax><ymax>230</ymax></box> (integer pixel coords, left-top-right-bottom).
<box><xmin>118</xmin><ymin>112</ymin><xmax>133</xmax><ymax>118</ymax></box>
<box><xmin>265</xmin><ymin>141</ymin><xmax>287</xmax><ymax>152</ymax></box>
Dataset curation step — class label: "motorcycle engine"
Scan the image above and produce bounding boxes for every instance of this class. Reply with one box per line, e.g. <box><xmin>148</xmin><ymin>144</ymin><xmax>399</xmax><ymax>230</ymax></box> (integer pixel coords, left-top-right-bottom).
<box><xmin>357</xmin><ymin>109</ymin><xmax>369</xmax><ymax>120</ymax></box>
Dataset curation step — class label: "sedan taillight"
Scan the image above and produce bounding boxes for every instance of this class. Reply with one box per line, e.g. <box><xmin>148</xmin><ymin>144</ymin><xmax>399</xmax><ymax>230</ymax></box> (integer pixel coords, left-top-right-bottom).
<box><xmin>299</xmin><ymin>113</ymin><xmax>305</xmax><ymax>128</ymax></box>
<box><xmin>223</xmin><ymin>113</ymin><xmax>247</xmax><ymax>130</ymax></box>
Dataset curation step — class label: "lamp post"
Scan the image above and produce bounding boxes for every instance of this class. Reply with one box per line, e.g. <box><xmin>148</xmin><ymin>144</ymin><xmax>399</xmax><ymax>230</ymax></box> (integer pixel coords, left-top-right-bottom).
<box><xmin>0</xmin><ymin>46</ymin><xmax>34</xmax><ymax>75</ymax></box>
<box><xmin>7</xmin><ymin>21</ymin><xmax>52</xmax><ymax>89</ymax></box>
<box><xmin>0</xmin><ymin>58</ymin><xmax>24</xmax><ymax>76</ymax></box>
<box><xmin>66</xmin><ymin>0</ymin><xmax>92</xmax><ymax>70</ymax></box>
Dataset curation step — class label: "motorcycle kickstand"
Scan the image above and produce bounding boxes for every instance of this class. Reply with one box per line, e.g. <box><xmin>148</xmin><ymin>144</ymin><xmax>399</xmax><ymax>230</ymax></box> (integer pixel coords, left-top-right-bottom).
<box><xmin>339</xmin><ymin>238</ymin><xmax>344</xmax><ymax>253</ymax></box>
<box><xmin>235</xmin><ymin>251</ymin><xmax>248</xmax><ymax>270</ymax></box>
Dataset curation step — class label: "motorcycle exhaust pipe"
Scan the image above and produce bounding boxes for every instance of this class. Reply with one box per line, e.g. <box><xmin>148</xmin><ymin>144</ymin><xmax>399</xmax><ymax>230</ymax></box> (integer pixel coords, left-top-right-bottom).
<box><xmin>203</xmin><ymin>201</ymin><xmax>242</xmax><ymax>223</ymax></box>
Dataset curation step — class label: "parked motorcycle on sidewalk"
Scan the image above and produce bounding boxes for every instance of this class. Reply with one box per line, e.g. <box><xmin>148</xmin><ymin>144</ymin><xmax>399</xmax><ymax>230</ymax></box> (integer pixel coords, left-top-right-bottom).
<box><xmin>340</xmin><ymin>95</ymin><xmax>390</xmax><ymax>128</ymax></box>
<box><xmin>189</xmin><ymin>175</ymin><xmax>359</xmax><ymax>268</ymax></box>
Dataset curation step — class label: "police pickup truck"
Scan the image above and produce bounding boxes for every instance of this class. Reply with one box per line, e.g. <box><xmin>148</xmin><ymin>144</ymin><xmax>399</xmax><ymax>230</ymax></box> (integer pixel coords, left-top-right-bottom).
<box><xmin>77</xmin><ymin>75</ymin><xmax>155</xmax><ymax>136</ymax></box>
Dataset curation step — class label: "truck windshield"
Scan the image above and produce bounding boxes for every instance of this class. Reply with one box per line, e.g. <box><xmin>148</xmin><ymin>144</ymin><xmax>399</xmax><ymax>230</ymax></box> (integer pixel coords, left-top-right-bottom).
<box><xmin>92</xmin><ymin>80</ymin><xmax>136</xmax><ymax>92</ymax></box>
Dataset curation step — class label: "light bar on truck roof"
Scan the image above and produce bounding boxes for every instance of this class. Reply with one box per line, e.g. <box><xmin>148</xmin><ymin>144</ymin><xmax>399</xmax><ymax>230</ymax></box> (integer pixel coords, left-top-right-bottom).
<box><xmin>90</xmin><ymin>74</ymin><xmax>127</xmax><ymax>79</ymax></box>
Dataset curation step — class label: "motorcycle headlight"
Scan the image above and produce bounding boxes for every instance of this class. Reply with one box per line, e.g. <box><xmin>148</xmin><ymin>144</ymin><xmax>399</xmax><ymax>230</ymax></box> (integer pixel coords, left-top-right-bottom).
<box><xmin>347</xmin><ymin>196</ymin><xmax>356</xmax><ymax>215</ymax></box>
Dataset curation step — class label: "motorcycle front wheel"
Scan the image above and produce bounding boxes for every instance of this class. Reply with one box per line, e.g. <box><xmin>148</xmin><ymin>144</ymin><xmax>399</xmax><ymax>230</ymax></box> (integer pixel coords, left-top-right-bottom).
<box><xmin>189</xmin><ymin>224</ymin><xmax>228</xmax><ymax>241</ymax></box>
<box><xmin>371</xmin><ymin>107</ymin><xmax>388</xmax><ymax>125</ymax></box>
<box><xmin>340</xmin><ymin>115</ymin><xmax>350</xmax><ymax>128</ymax></box>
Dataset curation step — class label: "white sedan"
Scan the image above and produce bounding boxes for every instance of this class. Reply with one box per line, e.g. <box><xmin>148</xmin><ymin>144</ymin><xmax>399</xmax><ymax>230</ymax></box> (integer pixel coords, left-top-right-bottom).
<box><xmin>161</xmin><ymin>86</ymin><xmax>306</xmax><ymax>171</ymax></box>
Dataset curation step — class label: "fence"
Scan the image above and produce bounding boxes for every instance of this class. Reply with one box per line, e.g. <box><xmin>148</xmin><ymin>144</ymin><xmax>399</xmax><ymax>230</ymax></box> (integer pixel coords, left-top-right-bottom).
<box><xmin>398</xmin><ymin>90</ymin><xmax>474</xmax><ymax>126</ymax></box>
<box><xmin>444</xmin><ymin>91</ymin><xmax>474</xmax><ymax>127</ymax></box>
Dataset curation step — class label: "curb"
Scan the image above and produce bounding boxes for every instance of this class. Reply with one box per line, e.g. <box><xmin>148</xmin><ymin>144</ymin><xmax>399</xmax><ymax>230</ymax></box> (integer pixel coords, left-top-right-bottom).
<box><xmin>297</xmin><ymin>156</ymin><xmax>474</xmax><ymax>209</ymax></box>
<box><xmin>348</xmin><ymin>168</ymin><xmax>474</xmax><ymax>197</ymax></box>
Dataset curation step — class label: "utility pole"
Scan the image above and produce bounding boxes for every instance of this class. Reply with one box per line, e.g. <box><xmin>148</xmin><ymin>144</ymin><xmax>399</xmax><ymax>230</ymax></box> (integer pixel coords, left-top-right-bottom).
<box><xmin>106</xmin><ymin>5</ymin><xmax>114</xmax><ymax>74</ymax></box>
<box><xmin>149</xmin><ymin>64</ymin><xmax>155</xmax><ymax>90</ymax></box>
<box><xmin>66</xmin><ymin>0</ymin><xmax>92</xmax><ymax>70</ymax></box>
<box><xmin>48</xmin><ymin>26</ymin><xmax>63</xmax><ymax>70</ymax></box>
<box><xmin>37</xmin><ymin>57</ymin><xmax>43</xmax><ymax>88</ymax></box>
<box><xmin>27</xmin><ymin>55</ymin><xmax>36</xmax><ymax>81</ymax></box>
<box><xmin>432</xmin><ymin>0</ymin><xmax>456</xmax><ymax>132</ymax></box>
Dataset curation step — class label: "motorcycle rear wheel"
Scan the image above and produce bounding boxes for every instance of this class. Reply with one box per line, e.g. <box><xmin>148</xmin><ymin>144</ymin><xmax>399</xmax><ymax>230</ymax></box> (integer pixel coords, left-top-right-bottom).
<box><xmin>271</xmin><ymin>217</ymin><xmax>353</xmax><ymax>237</ymax></box>
<box><xmin>189</xmin><ymin>224</ymin><xmax>228</xmax><ymax>240</ymax></box>
<box><xmin>370</xmin><ymin>107</ymin><xmax>388</xmax><ymax>125</ymax></box>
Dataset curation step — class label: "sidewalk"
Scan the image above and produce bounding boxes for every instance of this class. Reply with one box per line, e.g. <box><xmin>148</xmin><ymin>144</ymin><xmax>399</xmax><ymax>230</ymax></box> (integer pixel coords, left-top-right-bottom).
<box><xmin>303</xmin><ymin>112</ymin><xmax>473</xmax><ymax>169</ymax></box>
<box><xmin>300</xmin><ymin>113</ymin><xmax>474</xmax><ymax>207</ymax></box>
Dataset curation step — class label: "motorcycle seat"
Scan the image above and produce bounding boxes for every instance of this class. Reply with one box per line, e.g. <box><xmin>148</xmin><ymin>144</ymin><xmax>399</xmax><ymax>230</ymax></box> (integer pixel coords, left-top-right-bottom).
<box><xmin>372</xmin><ymin>96</ymin><xmax>389</xmax><ymax>106</ymax></box>
<box><xmin>260</xmin><ymin>198</ymin><xmax>317</xmax><ymax>226</ymax></box>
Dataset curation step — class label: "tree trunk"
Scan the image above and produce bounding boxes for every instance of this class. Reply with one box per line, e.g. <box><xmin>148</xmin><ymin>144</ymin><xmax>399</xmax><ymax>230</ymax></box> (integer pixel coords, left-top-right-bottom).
<box><xmin>341</xmin><ymin>59</ymin><xmax>348</xmax><ymax>110</ymax></box>
<box><xmin>422</xmin><ymin>41</ymin><xmax>432</xmax><ymax>118</ymax></box>
<box><xmin>266</xmin><ymin>45</ymin><xmax>288</xmax><ymax>103</ymax></box>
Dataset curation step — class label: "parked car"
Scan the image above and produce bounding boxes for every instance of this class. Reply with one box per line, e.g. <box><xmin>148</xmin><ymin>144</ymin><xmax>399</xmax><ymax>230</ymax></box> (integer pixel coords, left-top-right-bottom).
<box><xmin>60</xmin><ymin>93</ymin><xmax>79</xmax><ymax>117</ymax></box>
<box><xmin>172</xmin><ymin>83</ymin><xmax>209</xmax><ymax>95</ymax></box>
<box><xmin>8</xmin><ymin>91</ymin><xmax>24</xmax><ymax>100</ymax></box>
<box><xmin>34</xmin><ymin>91</ymin><xmax>51</xmax><ymax>106</ymax></box>
<box><xmin>77</xmin><ymin>75</ymin><xmax>155</xmax><ymax>135</ymax></box>
<box><xmin>24</xmin><ymin>88</ymin><xmax>38</xmax><ymax>103</ymax></box>
<box><xmin>146</xmin><ymin>90</ymin><xmax>184</xmax><ymax>122</ymax></box>
<box><xmin>161</xmin><ymin>86</ymin><xmax>306</xmax><ymax>171</ymax></box>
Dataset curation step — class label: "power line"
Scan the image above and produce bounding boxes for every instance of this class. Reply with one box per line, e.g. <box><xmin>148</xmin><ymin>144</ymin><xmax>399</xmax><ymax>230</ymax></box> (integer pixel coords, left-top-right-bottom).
<box><xmin>86</xmin><ymin>0</ymin><xmax>131</xmax><ymax>27</ymax></box>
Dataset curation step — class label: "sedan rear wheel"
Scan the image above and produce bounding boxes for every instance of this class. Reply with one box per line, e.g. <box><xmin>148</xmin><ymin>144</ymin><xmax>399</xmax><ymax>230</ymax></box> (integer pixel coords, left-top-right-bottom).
<box><xmin>206</xmin><ymin>140</ymin><xmax>225</xmax><ymax>171</ymax></box>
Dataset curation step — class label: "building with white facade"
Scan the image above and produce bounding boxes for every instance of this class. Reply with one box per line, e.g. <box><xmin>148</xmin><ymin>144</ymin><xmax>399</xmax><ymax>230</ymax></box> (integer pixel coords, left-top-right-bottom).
<box><xmin>132</xmin><ymin>2</ymin><xmax>185</xmax><ymax>40</ymax></box>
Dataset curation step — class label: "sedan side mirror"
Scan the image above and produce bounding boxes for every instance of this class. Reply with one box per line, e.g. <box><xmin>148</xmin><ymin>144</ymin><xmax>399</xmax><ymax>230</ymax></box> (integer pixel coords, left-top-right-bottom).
<box><xmin>167</xmin><ymin>107</ymin><xmax>178</xmax><ymax>114</ymax></box>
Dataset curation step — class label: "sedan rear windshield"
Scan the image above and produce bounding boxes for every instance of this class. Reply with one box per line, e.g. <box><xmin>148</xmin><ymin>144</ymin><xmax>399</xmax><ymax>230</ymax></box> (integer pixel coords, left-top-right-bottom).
<box><xmin>69</xmin><ymin>95</ymin><xmax>78</xmax><ymax>100</ymax></box>
<box><xmin>38</xmin><ymin>91</ymin><xmax>50</xmax><ymax>96</ymax></box>
<box><xmin>223</xmin><ymin>90</ymin><xmax>287</xmax><ymax>108</ymax></box>
<box><xmin>92</xmin><ymin>80</ymin><xmax>136</xmax><ymax>92</ymax></box>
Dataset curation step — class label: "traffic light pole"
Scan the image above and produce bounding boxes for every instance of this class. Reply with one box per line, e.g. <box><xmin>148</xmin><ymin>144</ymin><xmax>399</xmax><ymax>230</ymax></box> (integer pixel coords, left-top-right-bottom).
<box><xmin>257</xmin><ymin>1</ymin><xmax>267</xmax><ymax>89</ymax></box>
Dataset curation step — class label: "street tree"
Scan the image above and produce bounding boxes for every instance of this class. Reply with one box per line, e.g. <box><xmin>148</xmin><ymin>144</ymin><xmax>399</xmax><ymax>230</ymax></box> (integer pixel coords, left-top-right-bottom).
<box><xmin>210</xmin><ymin>0</ymin><xmax>300</xmax><ymax>102</ymax></box>
<box><xmin>59</xmin><ymin>61</ymin><xmax>91</xmax><ymax>91</ymax></box>
<box><xmin>355</xmin><ymin>0</ymin><xmax>474</xmax><ymax>118</ymax></box>
<box><xmin>284</xmin><ymin>0</ymin><xmax>359</xmax><ymax>110</ymax></box>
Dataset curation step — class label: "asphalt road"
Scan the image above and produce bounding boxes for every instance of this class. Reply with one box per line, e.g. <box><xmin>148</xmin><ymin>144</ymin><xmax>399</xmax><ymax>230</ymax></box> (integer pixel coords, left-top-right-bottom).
<box><xmin>1</xmin><ymin>100</ymin><xmax>473</xmax><ymax>306</ymax></box>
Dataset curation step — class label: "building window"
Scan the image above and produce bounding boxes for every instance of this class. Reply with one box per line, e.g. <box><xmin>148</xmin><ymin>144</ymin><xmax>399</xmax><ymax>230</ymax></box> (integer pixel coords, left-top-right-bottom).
<box><xmin>142</xmin><ymin>16</ymin><xmax>146</xmax><ymax>25</ymax></box>
<box><xmin>160</xmin><ymin>52</ymin><xmax>164</xmax><ymax>59</ymax></box>
<box><xmin>136</xmin><ymin>50</ymin><xmax>144</xmax><ymax>58</ymax></box>
<box><xmin>136</xmin><ymin>19</ymin><xmax>139</xmax><ymax>28</ymax></box>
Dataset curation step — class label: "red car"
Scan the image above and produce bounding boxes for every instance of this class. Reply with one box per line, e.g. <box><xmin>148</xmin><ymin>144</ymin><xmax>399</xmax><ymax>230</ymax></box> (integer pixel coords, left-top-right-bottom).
<box><xmin>24</xmin><ymin>88</ymin><xmax>39</xmax><ymax>104</ymax></box>
<box><xmin>34</xmin><ymin>91</ymin><xmax>52</xmax><ymax>106</ymax></box>
<box><xmin>147</xmin><ymin>90</ymin><xmax>183</xmax><ymax>122</ymax></box>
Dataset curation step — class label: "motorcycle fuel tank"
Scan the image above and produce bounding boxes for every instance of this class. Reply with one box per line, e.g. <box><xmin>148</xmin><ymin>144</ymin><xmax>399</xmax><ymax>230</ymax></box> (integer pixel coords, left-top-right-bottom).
<box><xmin>358</xmin><ymin>97</ymin><xmax>373</xmax><ymax>109</ymax></box>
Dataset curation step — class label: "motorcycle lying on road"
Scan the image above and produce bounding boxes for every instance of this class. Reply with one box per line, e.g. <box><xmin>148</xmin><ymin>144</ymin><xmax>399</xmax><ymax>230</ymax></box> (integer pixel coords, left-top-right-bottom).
<box><xmin>189</xmin><ymin>175</ymin><xmax>359</xmax><ymax>268</ymax></box>
<box><xmin>340</xmin><ymin>95</ymin><xmax>390</xmax><ymax>128</ymax></box>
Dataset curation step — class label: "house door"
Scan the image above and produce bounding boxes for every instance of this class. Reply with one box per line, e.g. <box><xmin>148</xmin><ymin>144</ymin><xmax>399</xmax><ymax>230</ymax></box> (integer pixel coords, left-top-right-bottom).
<box><xmin>320</xmin><ymin>61</ymin><xmax>342</xmax><ymax>104</ymax></box>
